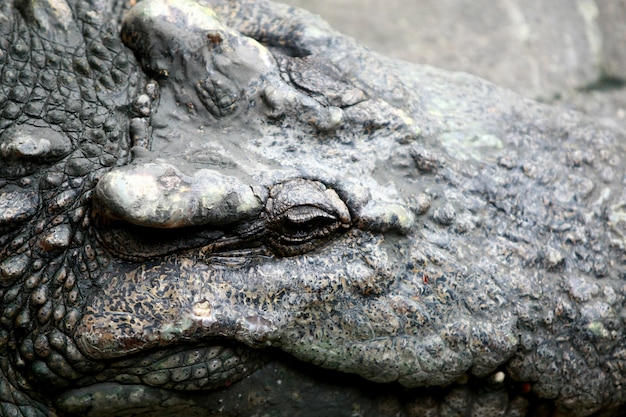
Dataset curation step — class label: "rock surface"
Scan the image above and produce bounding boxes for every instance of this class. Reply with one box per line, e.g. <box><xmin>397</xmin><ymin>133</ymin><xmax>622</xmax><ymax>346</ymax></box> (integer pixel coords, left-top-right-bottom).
<box><xmin>281</xmin><ymin>0</ymin><xmax>626</xmax><ymax>128</ymax></box>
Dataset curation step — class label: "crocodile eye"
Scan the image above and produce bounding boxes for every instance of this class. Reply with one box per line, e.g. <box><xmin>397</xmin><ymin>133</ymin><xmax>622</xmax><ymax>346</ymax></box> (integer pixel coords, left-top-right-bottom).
<box><xmin>279</xmin><ymin>205</ymin><xmax>342</xmax><ymax>241</ymax></box>
<box><xmin>265</xmin><ymin>180</ymin><xmax>351</xmax><ymax>256</ymax></box>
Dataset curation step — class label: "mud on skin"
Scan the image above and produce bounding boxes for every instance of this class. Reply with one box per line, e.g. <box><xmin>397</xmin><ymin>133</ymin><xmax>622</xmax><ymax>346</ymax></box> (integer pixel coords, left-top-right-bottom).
<box><xmin>1</xmin><ymin>0</ymin><xmax>626</xmax><ymax>416</ymax></box>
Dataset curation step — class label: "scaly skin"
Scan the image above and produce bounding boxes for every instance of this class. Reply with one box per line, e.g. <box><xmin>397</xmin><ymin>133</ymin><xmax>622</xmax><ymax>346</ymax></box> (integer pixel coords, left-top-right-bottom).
<box><xmin>1</xmin><ymin>0</ymin><xmax>626</xmax><ymax>416</ymax></box>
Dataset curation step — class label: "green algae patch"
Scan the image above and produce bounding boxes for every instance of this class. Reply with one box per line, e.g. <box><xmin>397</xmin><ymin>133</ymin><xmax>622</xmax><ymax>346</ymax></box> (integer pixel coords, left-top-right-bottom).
<box><xmin>438</xmin><ymin>131</ymin><xmax>503</xmax><ymax>162</ymax></box>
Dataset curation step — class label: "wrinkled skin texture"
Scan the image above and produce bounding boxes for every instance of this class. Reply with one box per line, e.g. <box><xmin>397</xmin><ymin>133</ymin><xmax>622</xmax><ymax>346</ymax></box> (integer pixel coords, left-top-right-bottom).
<box><xmin>1</xmin><ymin>0</ymin><xmax>626</xmax><ymax>416</ymax></box>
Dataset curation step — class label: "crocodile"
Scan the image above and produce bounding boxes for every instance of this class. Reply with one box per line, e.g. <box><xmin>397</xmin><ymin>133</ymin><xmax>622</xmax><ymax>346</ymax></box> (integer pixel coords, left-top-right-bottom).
<box><xmin>1</xmin><ymin>0</ymin><xmax>626</xmax><ymax>416</ymax></box>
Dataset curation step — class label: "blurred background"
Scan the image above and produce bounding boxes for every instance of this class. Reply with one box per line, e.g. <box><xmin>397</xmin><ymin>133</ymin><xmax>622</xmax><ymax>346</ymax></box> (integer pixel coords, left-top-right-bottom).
<box><xmin>280</xmin><ymin>0</ymin><xmax>626</xmax><ymax>129</ymax></box>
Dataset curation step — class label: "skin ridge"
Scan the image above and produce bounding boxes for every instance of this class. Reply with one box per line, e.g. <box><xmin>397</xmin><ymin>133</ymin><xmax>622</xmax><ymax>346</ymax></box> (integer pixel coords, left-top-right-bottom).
<box><xmin>1</xmin><ymin>1</ymin><xmax>626</xmax><ymax>417</ymax></box>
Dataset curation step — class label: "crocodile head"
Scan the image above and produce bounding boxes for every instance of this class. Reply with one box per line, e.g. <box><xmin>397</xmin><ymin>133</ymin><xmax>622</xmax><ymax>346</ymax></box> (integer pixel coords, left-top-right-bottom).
<box><xmin>1</xmin><ymin>0</ymin><xmax>626</xmax><ymax>416</ymax></box>
<box><xmin>79</xmin><ymin>0</ymin><xmax>434</xmax><ymax>388</ymax></box>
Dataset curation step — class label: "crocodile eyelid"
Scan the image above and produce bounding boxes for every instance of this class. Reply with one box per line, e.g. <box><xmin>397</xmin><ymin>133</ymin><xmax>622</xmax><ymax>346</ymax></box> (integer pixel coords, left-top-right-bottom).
<box><xmin>283</xmin><ymin>205</ymin><xmax>337</xmax><ymax>224</ymax></box>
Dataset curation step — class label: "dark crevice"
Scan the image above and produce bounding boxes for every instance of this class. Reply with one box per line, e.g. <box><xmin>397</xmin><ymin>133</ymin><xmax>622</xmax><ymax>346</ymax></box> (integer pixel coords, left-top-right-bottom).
<box><xmin>578</xmin><ymin>74</ymin><xmax>626</xmax><ymax>93</ymax></box>
<box><xmin>92</xmin><ymin>219</ymin><xmax>249</xmax><ymax>262</ymax></box>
